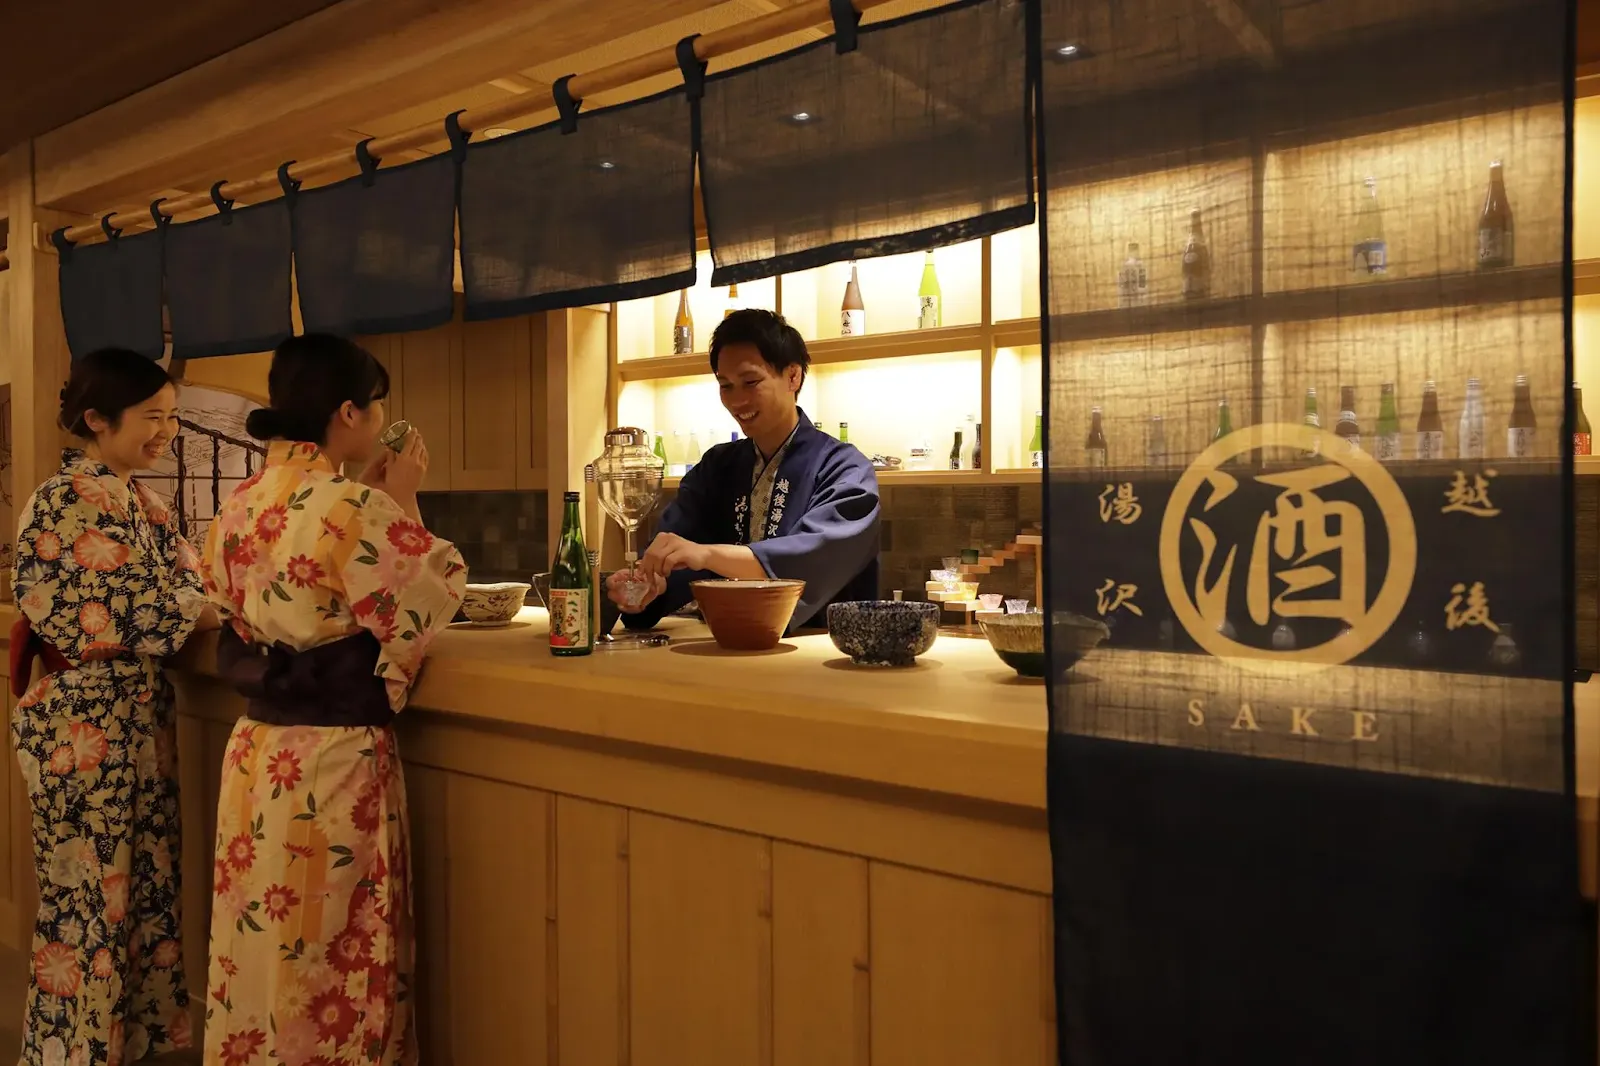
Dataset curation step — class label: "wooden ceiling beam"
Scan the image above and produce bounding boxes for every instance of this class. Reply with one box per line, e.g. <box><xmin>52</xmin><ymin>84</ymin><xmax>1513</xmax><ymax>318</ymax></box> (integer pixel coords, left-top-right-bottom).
<box><xmin>31</xmin><ymin>0</ymin><xmax>727</xmax><ymax>213</ymax></box>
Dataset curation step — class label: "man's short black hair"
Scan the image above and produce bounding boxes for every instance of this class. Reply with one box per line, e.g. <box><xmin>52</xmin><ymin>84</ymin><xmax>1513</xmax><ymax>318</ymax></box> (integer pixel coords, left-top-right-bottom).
<box><xmin>709</xmin><ymin>308</ymin><xmax>810</xmax><ymax>389</ymax></box>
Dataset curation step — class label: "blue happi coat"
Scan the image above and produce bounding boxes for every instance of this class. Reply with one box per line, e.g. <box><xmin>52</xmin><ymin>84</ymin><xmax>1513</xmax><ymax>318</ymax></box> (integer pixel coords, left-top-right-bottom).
<box><xmin>621</xmin><ymin>412</ymin><xmax>880</xmax><ymax>633</ymax></box>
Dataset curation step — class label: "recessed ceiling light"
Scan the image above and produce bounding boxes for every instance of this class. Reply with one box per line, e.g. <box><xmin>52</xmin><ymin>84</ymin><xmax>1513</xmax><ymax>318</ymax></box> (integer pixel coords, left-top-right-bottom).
<box><xmin>782</xmin><ymin>110</ymin><xmax>819</xmax><ymax>127</ymax></box>
<box><xmin>1056</xmin><ymin>44</ymin><xmax>1078</xmax><ymax>56</ymax></box>
<box><xmin>792</xmin><ymin>111</ymin><xmax>812</xmax><ymax>122</ymax></box>
<box><xmin>596</xmin><ymin>160</ymin><xmax>617</xmax><ymax>170</ymax></box>
<box><xmin>1049</xmin><ymin>43</ymin><xmax>1090</xmax><ymax>61</ymax></box>
<box><xmin>483</xmin><ymin>127</ymin><xmax>516</xmax><ymax>139</ymax></box>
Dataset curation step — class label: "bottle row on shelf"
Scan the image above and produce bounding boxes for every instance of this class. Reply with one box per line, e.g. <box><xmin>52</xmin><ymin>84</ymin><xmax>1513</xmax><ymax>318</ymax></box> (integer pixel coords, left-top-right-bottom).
<box><xmin>1113</xmin><ymin>160</ymin><xmax>1517</xmax><ymax>306</ymax></box>
<box><xmin>1075</xmin><ymin>375</ymin><xmax>1582</xmax><ymax>469</ymax></box>
<box><xmin>667</xmin><ymin>254</ymin><xmax>947</xmax><ymax>355</ymax></box>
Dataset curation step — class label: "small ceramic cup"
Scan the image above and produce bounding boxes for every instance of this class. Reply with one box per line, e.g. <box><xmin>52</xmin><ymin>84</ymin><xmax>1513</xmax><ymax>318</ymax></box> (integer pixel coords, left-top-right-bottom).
<box><xmin>379</xmin><ymin>420</ymin><xmax>412</xmax><ymax>452</ymax></box>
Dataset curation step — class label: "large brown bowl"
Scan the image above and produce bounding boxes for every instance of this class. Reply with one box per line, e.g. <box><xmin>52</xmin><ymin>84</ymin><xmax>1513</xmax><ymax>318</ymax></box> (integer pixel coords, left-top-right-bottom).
<box><xmin>691</xmin><ymin>579</ymin><xmax>806</xmax><ymax>651</ymax></box>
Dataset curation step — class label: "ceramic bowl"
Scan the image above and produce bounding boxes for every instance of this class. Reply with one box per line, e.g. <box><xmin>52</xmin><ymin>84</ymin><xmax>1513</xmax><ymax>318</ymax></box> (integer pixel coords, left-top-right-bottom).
<box><xmin>978</xmin><ymin>612</ymin><xmax>1109</xmax><ymax>678</ymax></box>
<box><xmin>691</xmin><ymin>579</ymin><xmax>806</xmax><ymax>651</ymax></box>
<box><xmin>461</xmin><ymin>582</ymin><xmax>531</xmax><ymax>625</ymax></box>
<box><xmin>531</xmin><ymin>572</ymin><xmax>622</xmax><ymax>636</ymax></box>
<box><xmin>826</xmin><ymin>601</ymin><xmax>939</xmax><ymax>667</ymax></box>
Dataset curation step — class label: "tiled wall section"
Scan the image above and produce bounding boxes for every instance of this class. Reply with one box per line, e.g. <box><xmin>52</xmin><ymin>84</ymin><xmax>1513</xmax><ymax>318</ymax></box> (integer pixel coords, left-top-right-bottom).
<box><xmin>878</xmin><ymin>483</ymin><xmax>1043</xmax><ymax>605</ymax></box>
<box><xmin>419</xmin><ymin>483</ymin><xmax>1043</xmax><ymax>604</ymax></box>
<box><xmin>419</xmin><ymin>491</ymin><xmax>549</xmax><ymax>584</ymax></box>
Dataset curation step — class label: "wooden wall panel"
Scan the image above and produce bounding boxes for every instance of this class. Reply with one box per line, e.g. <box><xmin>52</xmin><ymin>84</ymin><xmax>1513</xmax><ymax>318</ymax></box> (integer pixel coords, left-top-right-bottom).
<box><xmin>869</xmin><ymin>863</ymin><xmax>1054</xmax><ymax>1066</ymax></box>
<box><xmin>629</xmin><ymin>813</ymin><xmax>772</xmax><ymax>1066</ymax></box>
<box><xmin>441</xmin><ymin>775</ymin><xmax>551</xmax><ymax>1066</ymax></box>
<box><xmin>398</xmin><ymin>321</ymin><xmax>456</xmax><ymax>494</ymax></box>
<box><xmin>453</xmin><ymin>314</ymin><xmax>527</xmax><ymax>491</ymax></box>
<box><xmin>772</xmin><ymin>843</ymin><xmax>870</xmax><ymax>1066</ymax></box>
<box><xmin>555</xmin><ymin>796</ymin><xmax>629</xmax><ymax>1066</ymax></box>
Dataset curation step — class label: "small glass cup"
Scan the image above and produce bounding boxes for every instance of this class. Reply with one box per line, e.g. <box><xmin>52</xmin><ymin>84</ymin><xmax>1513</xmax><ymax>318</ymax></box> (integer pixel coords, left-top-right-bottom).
<box><xmin>379</xmin><ymin>420</ymin><xmax>412</xmax><ymax>452</ymax></box>
<box><xmin>615</xmin><ymin>564</ymin><xmax>652</xmax><ymax>611</ymax></box>
<box><xmin>979</xmin><ymin>593</ymin><xmax>1004</xmax><ymax>610</ymax></box>
<box><xmin>942</xmin><ymin>556</ymin><xmax>961</xmax><ymax>571</ymax></box>
<box><xmin>1004</xmin><ymin>598</ymin><xmax>1030</xmax><ymax>614</ymax></box>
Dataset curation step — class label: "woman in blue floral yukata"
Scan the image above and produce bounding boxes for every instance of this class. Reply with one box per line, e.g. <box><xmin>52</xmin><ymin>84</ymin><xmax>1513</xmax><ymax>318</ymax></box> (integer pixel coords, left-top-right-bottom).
<box><xmin>10</xmin><ymin>348</ymin><xmax>218</xmax><ymax>1066</ymax></box>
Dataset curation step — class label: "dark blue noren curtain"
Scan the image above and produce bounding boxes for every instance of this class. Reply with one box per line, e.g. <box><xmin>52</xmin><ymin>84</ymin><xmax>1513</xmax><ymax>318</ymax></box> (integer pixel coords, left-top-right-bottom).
<box><xmin>164</xmin><ymin>199</ymin><xmax>293</xmax><ymax>359</ymax></box>
<box><xmin>292</xmin><ymin>152</ymin><xmax>458</xmax><ymax>337</ymax></box>
<box><xmin>56</xmin><ymin>228</ymin><xmax>165</xmax><ymax>361</ymax></box>
<box><xmin>1038</xmin><ymin>0</ymin><xmax>1594</xmax><ymax>1062</ymax></box>
<box><xmin>700</xmin><ymin>0</ymin><xmax>1035</xmax><ymax>286</ymax></box>
<box><xmin>458</xmin><ymin>87</ymin><xmax>697</xmax><ymax>322</ymax></box>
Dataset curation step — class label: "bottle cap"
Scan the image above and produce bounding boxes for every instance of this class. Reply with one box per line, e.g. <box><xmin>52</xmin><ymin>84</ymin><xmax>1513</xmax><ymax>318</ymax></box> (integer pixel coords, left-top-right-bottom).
<box><xmin>564</xmin><ymin>490</ymin><xmax>580</xmax><ymax>502</ymax></box>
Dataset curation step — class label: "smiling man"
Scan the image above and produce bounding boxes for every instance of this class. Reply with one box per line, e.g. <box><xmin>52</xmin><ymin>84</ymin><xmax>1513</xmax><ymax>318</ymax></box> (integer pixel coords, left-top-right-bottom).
<box><xmin>608</xmin><ymin>308</ymin><xmax>881</xmax><ymax>633</ymax></box>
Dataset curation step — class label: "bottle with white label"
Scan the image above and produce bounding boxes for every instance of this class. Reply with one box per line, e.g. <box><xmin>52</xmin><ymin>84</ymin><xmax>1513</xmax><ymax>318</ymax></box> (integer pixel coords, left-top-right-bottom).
<box><xmin>917</xmin><ymin>251</ymin><xmax>941</xmax><ymax>329</ymax></box>
<box><xmin>1458</xmin><ymin>377</ymin><xmax>1486</xmax><ymax>459</ymax></box>
<box><xmin>1374</xmin><ymin>382</ymin><xmax>1401</xmax><ymax>462</ymax></box>
<box><xmin>1117</xmin><ymin>242</ymin><xmax>1148</xmax><ymax>307</ymax></box>
<box><xmin>1146</xmin><ymin>415</ymin><xmax>1167</xmax><ymax>467</ymax></box>
<box><xmin>1415</xmin><ymin>379</ymin><xmax>1445</xmax><ymax>460</ymax></box>
<box><xmin>1507</xmin><ymin>372</ymin><xmax>1535</xmax><ymax>458</ymax></box>
<box><xmin>841</xmin><ymin>262</ymin><xmax>865</xmax><ymax>335</ymax></box>
<box><xmin>1028</xmin><ymin>411</ymin><xmax>1044</xmax><ymax>468</ymax></box>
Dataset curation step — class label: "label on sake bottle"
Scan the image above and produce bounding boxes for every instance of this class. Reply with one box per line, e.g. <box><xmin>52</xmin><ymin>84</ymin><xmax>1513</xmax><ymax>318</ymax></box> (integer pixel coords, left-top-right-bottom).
<box><xmin>547</xmin><ymin>588</ymin><xmax>591</xmax><ymax>649</ymax></box>
<box><xmin>1506</xmin><ymin>427</ymin><xmax>1535</xmax><ymax>458</ymax></box>
<box><xmin>1030</xmin><ymin>450</ymin><xmax>1043</xmax><ymax>469</ymax></box>
<box><xmin>1575</xmin><ymin>432</ymin><xmax>1592</xmax><ymax>456</ymax></box>
<box><xmin>1478</xmin><ymin>227</ymin><xmax>1513</xmax><ymax>266</ymax></box>
<box><xmin>672</xmin><ymin>325</ymin><xmax>693</xmax><ymax>355</ymax></box>
<box><xmin>918</xmin><ymin>296</ymin><xmax>939</xmax><ymax>330</ymax></box>
<box><xmin>841</xmin><ymin>310</ymin><xmax>865</xmax><ymax>335</ymax></box>
<box><xmin>1353</xmin><ymin>239</ymin><xmax>1387</xmax><ymax>275</ymax></box>
<box><xmin>1416</xmin><ymin>431</ymin><xmax>1444</xmax><ymax>460</ymax></box>
<box><xmin>1375</xmin><ymin>433</ymin><xmax>1401</xmax><ymax>462</ymax></box>
<box><xmin>1460</xmin><ymin>428</ymin><xmax>1486</xmax><ymax>459</ymax></box>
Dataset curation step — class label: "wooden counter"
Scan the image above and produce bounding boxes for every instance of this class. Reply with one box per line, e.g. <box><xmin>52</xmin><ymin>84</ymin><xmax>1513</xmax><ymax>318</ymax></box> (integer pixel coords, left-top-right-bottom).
<box><xmin>0</xmin><ymin>605</ymin><xmax>1588</xmax><ymax>1065</ymax></box>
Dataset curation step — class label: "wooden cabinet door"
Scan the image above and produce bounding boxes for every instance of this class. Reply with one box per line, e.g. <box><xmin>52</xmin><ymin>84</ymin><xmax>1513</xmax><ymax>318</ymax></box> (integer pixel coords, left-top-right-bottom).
<box><xmin>451</xmin><ymin>314</ymin><xmax>528</xmax><ymax>492</ymax></box>
<box><xmin>398</xmin><ymin>318</ymin><xmax>455</xmax><ymax>493</ymax></box>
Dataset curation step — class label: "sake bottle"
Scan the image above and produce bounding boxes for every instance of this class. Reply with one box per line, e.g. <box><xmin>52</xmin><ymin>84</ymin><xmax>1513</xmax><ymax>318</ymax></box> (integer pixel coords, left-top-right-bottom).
<box><xmin>1507</xmin><ymin>373</ymin><xmax>1535</xmax><ymax>458</ymax></box>
<box><xmin>669</xmin><ymin>430</ymin><xmax>687</xmax><ymax>478</ymax></box>
<box><xmin>1181</xmin><ymin>207</ymin><xmax>1211</xmax><ymax>299</ymax></box>
<box><xmin>972</xmin><ymin>421</ymin><xmax>983</xmax><ymax>470</ymax></box>
<box><xmin>1028</xmin><ymin>411</ymin><xmax>1044</xmax><ymax>468</ymax></box>
<box><xmin>1302</xmin><ymin>386</ymin><xmax>1322</xmax><ymax>456</ymax></box>
<box><xmin>1085</xmin><ymin>406</ymin><xmax>1108</xmax><ymax>468</ymax></box>
<box><xmin>1415</xmin><ymin>380</ymin><xmax>1445</xmax><ymax>460</ymax></box>
<box><xmin>1352</xmin><ymin>176</ymin><xmax>1387</xmax><ymax>277</ymax></box>
<box><xmin>1575</xmin><ymin>383</ymin><xmax>1592</xmax><ymax>456</ymax></box>
<box><xmin>673</xmin><ymin>289</ymin><xmax>694</xmax><ymax>354</ymax></box>
<box><xmin>917</xmin><ymin>251</ymin><xmax>942</xmax><ymax>329</ymax></box>
<box><xmin>1335</xmin><ymin>385</ymin><xmax>1361</xmax><ymax>452</ymax></box>
<box><xmin>549</xmin><ymin>491</ymin><xmax>593</xmax><ymax>657</ymax></box>
<box><xmin>1375</xmin><ymin>382</ymin><xmax>1401</xmax><ymax>462</ymax></box>
<box><xmin>1117</xmin><ymin>242</ymin><xmax>1148</xmax><ymax>307</ymax></box>
<box><xmin>1458</xmin><ymin>377</ymin><xmax>1486</xmax><ymax>459</ymax></box>
<box><xmin>838</xmin><ymin>422</ymin><xmax>850</xmax><ymax>444</ymax></box>
<box><xmin>841</xmin><ymin>262</ymin><xmax>865</xmax><ymax>335</ymax></box>
<box><xmin>653</xmin><ymin>433</ymin><xmax>668</xmax><ymax>468</ymax></box>
<box><xmin>686</xmin><ymin>430</ymin><xmax>703</xmax><ymax>472</ymax></box>
<box><xmin>724</xmin><ymin>283</ymin><xmax>744</xmax><ymax>319</ymax></box>
<box><xmin>1477</xmin><ymin>160</ymin><xmax>1514</xmax><ymax>270</ymax></box>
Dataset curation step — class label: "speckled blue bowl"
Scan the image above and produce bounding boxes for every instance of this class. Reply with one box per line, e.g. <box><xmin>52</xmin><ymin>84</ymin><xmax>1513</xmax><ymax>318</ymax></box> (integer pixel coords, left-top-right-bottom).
<box><xmin>826</xmin><ymin>601</ymin><xmax>940</xmax><ymax>667</ymax></box>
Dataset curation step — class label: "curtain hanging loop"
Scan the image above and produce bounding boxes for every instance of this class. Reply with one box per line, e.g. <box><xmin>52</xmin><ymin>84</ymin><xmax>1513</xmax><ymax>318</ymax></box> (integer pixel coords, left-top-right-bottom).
<box><xmin>50</xmin><ymin>227</ymin><xmax>74</xmax><ymax>262</ymax></box>
<box><xmin>444</xmin><ymin>110</ymin><xmax>472</xmax><ymax>162</ymax></box>
<box><xmin>355</xmin><ymin>139</ymin><xmax>382</xmax><ymax>186</ymax></box>
<box><xmin>209</xmin><ymin>181</ymin><xmax>236</xmax><ymax>225</ymax></box>
<box><xmin>675</xmin><ymin>34</ymin><xmax>708</xmax><ymax>100</ymax></box>
<box><xmin>149</xmin><ymin>198</ymin><xmax>170</xmax><ymax>229</ymax></box>
<box><xmin>552</xmin><ymin>74</ymin><xmax>582</xmax><ymax>135</ymax></box>
<box><xmin>830</xmin><ymin>0</ymin><xmax>861</xmax><ymax>53</ymax></box>
<box><xmin>277</xmin><ymin>162</ymin><xmax>302</xmax><ymax>205</ymax></box>
<box><xmin>99</xmin><ymin>214</ymin><xmax>122</xmax><ymax>242</ymax></box>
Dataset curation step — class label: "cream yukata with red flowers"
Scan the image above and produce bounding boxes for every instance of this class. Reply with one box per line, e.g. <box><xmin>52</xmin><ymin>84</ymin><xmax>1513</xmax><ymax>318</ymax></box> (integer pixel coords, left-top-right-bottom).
<box><xmin>199</xmin><ymin>441</ymin><xmax>465</xmax><ymax>1066</ymax></box>
<box><xmin>11</xmin><ymin>449</ymin><xmax>208</xmax><ymax>1066</ymax></box>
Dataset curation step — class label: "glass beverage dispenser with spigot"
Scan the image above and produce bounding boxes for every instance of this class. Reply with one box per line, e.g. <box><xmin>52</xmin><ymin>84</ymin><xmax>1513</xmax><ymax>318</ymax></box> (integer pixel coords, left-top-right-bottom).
<box><xmin>591</xmin><ymin>427</ymin><xmax>669</xmax><ymax>647</ymax></box>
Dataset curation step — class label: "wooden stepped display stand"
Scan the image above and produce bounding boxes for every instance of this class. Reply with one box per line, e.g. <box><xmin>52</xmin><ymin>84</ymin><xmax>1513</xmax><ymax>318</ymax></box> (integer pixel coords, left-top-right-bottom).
<box><xmin>924</xmin><ymin>528</ymin><xmax>1045</xmax><ymax>632</ymax></box>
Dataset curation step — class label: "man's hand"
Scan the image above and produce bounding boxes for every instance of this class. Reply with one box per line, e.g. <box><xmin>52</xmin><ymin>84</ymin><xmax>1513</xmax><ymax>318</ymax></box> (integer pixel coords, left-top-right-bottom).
<box><xmin>637</xmin><ymin>532</ymin><xmax>711</xmax><ymax>580</ymax></box>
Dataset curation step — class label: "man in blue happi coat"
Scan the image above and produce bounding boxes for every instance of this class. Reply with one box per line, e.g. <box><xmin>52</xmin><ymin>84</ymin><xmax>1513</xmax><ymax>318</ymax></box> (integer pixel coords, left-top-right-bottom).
<box><xmin>609</xmin><ymin>308</ymin><xmax>881</xmax><ymax>633</ymax></box>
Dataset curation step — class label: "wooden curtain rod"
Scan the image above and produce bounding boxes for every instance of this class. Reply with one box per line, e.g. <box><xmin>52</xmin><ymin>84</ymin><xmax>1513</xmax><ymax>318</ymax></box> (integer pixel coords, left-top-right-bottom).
<box><xmin>0</xmin><ymin>0</ymin><xmax>891</xmax><ymax>271</ymax></box>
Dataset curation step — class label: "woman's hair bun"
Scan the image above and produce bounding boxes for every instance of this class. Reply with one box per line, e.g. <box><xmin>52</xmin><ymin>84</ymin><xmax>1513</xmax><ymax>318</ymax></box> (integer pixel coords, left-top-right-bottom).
<box><xmin>57</xmin><ymin>348</ymin><xmax>173</xmax><ymax>440</ymax></box>
<box><xmin>245</xmin><ymin>407</ymin><xmax>285</xmax><ymax>441</ymax></box>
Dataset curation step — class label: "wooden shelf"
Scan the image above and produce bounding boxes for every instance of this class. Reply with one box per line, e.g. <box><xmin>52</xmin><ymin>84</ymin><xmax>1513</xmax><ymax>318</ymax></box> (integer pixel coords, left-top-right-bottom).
<box><xmin>618</xmin><ymin>324</ymin><xmax>986</xmax><ymax>382</ymax></box>
<box><xmin>660</xmin><ymin>468</ymin><xmax>1043</xmax><ymax>492</ymax></box>
<box><xmin>1577</xmin><ymin>259</ymin><xmax>1600</xmax><ymax>297</ymax></box>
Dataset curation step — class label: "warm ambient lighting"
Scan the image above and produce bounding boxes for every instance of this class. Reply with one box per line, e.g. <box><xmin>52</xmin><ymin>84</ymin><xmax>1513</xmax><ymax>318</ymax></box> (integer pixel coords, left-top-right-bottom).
<box><xmin>597</xmin><ymin>160</ymin><xmax>617</xmax><ymax>170</ymax></box>
<box><xmin>1056</xmin><ymin>44</ymin><xmax>1078</xmax><ymax>56</ymax></box>
<box><xmin>483</xmin><ymin>127</ymin><xmax>517</xmax><ymax>138</ymax></box>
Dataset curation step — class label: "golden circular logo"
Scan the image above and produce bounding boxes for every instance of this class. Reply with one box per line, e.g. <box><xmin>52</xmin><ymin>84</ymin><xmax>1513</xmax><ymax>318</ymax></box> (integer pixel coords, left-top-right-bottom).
<box><xmin>1157</xmin><ymin>422</ymin><xmax>1417</xmax><ymax>672</ymax></box>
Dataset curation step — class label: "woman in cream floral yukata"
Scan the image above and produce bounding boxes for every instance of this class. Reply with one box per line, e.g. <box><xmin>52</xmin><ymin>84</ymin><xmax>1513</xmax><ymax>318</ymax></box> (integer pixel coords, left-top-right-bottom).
<box><xmin>11</xmin><ymin>348</ymin><xmax>219</xmax><ymax>1066</ymax></box>
<box><xmin>198</xmin><ymin>333</ymin><xmax>465</xmax><ymax>1066</ymax></box>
